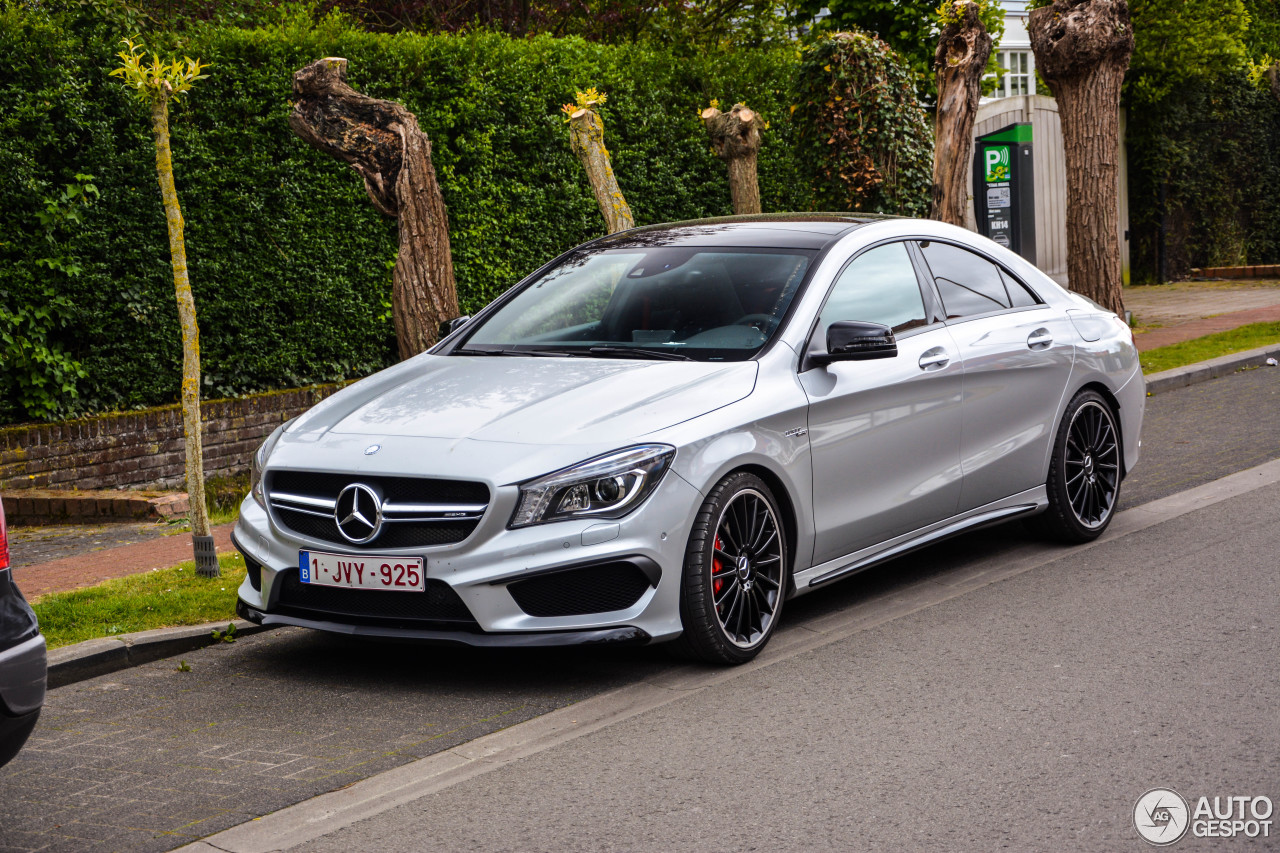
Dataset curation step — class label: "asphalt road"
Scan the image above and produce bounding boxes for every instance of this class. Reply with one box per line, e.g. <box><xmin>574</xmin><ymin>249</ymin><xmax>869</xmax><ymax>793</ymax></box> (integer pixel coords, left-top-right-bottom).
<box><xmin>289</xmin><ymin>478</ymin><xmax>1280</xmax><ymax>852</ymax></box>
<box><xmin>1</xmin><ymin>365</ymin><xmax>1278</xmax><ymax>852</ymax></box>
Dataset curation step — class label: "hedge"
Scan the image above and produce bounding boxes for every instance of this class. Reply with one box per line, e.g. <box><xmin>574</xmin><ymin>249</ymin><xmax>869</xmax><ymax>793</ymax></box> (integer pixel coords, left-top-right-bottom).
<box><xmin>1126</xmin><ymin>72</ymin><xmax>1280</xmax><ymax>283</ymax></box>
<box><xmin>0</xmin><ymin>4</ymin><xmax>823</xmax><ymax>423</ymax></box>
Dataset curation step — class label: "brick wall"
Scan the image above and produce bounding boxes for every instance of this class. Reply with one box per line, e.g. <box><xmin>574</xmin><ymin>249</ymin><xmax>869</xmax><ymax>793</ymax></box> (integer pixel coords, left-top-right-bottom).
<box><xmin>0</xmin><ymin>384</ymin><xmax>345</xmax><ymax>491</ymax></box>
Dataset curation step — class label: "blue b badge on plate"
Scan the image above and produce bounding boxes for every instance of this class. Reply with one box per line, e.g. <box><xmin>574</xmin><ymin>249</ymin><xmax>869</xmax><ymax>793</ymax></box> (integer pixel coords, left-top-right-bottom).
<box><xmin>299</xmin><ymin>551</ymin><xmax>310</xmax><ymax>582</ymax></box>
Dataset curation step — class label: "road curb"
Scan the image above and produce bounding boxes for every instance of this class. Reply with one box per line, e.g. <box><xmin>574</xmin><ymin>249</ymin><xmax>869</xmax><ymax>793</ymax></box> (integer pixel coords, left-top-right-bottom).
<box><xmin>46</xmin><ymin>619</ymin><xmax>273</xmax><ymax>688</ymax></box>
<box><xmin>1144</xmin><ymin>342</ymin><xmax>1280</xmax><ymax>394</ymax></box>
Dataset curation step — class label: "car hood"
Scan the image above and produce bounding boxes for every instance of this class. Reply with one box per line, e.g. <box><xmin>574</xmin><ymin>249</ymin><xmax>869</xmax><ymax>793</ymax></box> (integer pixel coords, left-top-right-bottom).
<box><xmin>289</xmin><ymin>354</ymin><xmax>758</xmax><ymax>446</ymax></box>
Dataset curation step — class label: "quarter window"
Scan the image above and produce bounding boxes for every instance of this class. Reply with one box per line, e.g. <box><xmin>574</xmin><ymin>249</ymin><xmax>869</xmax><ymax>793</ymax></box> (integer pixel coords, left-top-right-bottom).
<box><xmin>820</xmin><ymin>242</ymin><xmax>928</xmax><ymax>337</ymax></box>
<box><xmin>1001</xmin><ymin>268</ymin><xmax>1040</xmax><ymax>307</ymax></box>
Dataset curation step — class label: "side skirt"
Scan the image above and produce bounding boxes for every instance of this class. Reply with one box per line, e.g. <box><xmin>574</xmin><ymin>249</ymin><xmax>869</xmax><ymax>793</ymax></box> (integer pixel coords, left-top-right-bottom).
<box><xmin>792</xmin><ymin>486</ymin><xmax>1048</xmax><ymax>594</ymax></box>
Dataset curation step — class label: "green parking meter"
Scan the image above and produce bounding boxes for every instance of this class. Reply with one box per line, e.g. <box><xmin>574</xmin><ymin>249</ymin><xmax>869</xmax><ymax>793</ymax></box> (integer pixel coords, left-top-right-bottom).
<box><xmin>973</xmin><ymin>122</ymin><xmax>1036</xmax><ymax>264</ymax></box>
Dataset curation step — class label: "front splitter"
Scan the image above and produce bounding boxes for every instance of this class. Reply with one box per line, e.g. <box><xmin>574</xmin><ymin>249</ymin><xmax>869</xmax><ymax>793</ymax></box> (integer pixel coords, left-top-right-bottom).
<box><xmin>236</xmin><ymin>600</ymin><xmax>652</xmax><ymax>648</ymax></box>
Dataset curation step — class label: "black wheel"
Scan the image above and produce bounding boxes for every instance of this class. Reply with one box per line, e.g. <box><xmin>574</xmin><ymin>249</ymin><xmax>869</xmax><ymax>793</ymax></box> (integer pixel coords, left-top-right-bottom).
<box><xmin>673</xmin><ymin>472</ymin><xmax>787</xmax><ymax>665</ymax></box>
<box><xmin>1031</xmin><ymin>389</ymin><xmax>1122</xmax><ymax>543</ymax></box>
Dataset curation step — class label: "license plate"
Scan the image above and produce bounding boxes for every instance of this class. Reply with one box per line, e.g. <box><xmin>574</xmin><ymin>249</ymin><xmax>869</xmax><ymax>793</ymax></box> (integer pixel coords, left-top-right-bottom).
<box><xmin>299</xmin><ymin>550</ymin><xmax>425</xmax><ymax>592</ymax></box>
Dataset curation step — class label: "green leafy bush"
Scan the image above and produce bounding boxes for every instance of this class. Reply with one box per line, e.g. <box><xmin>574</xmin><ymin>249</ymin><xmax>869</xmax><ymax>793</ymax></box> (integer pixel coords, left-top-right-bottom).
<box><xmin>0</xmin><ymin>3</ymin><xmax>818</xmax><ymax>422</ymax></box>
<box><xmin>791</xmin><ymin>32</ymin><xmax>932</xmax><ymax>217</ymax></box>
<box><xmin>1124</xmin><ymin>0</ymin><xmax>1280</xmax><ymax>281</ymax></box>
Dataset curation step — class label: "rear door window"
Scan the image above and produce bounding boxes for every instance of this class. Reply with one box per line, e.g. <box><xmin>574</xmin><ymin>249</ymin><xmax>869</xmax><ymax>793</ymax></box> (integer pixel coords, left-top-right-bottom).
<box><xmin>917</xmin><ymin>241</ymin><xmax>1021</xmax><ymax>319</ymax></box>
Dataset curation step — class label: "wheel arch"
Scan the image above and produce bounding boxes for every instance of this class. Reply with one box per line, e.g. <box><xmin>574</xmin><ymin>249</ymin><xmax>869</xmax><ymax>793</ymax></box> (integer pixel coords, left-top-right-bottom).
<box><xmin>1076</xmin><ymin>381</ymin><xmax>1127</xmax><ymax>478</ymax></box>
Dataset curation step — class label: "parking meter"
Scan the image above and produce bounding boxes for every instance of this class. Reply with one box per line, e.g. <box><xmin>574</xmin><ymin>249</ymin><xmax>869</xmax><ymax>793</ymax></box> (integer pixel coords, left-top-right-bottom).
<box><xmin>973</xmin><ymin>122</ymin><xmax>1036</xmax><ymax>264</ymax></box>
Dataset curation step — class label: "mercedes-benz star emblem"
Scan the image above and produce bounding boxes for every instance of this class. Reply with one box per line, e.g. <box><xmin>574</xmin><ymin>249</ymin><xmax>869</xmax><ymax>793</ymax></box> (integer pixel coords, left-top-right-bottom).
<box><xmin>334</xmin><ymin>483</ymin><xmax>383</xmax><ymax>544</ymax></box>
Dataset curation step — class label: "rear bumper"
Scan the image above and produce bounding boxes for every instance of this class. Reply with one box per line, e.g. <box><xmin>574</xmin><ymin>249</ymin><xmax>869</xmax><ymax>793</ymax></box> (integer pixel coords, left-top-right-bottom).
<box><xmin>0</xmin><ymin>634</ymin><xmax>47</xmax><ymax>717</ymax></box>
<box><xmin>0</xmin><ymin>633</ymin><xmax>46</xmax><ymax>768</ymax></box>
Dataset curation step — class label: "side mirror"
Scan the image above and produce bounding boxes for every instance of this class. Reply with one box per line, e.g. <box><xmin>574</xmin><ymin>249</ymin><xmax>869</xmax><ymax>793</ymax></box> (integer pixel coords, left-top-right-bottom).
<box><xmin>812</xmin><ymin>321</ymin><xmax>897</xmax><ymax>366</ymax></box>
<box><xmin>439</xmin><ymin>315</ymin><xmax>471</xmax><ymax>338</ymax></box>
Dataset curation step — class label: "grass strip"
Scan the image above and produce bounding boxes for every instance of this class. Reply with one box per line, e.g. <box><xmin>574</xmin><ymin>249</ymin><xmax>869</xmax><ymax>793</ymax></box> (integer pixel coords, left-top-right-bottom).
<box><xmin>1140</xmin><ymin>322</ymin><xmax>1280</xmax><ymax>374</ymax></box>
<box><xmin>32</xmin><ymin>552</ymin><xmax>246</xmax><ymax>649</ymax></box>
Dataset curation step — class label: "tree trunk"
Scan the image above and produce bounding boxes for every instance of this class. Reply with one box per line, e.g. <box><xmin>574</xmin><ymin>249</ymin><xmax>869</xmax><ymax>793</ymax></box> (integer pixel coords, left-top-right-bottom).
<box><xmin>289</xmin><ymin>57</ymin><xmax>458</xmax><ymax>359</ymax></box>
<box><xmin>701</xmin><ymin>103</ymin><xmax>763</xmax><ymax>215</ymax></box>
<box><xmin>567</xmin><ymin>107</ymin><xmax>635</xmax><ymax>234</ymax></box>
<box><xmin>1268</xmin><ymin>62</ymin><xmax>1280</xmax><ymax>103</ymax></box>
<box><xmin>930</xmin><ymin>1</ymin><xmax>992</xmax><ymax>225</ymax></box>
<box><xmin>1029</xmin><ymin>0</ymin><xmax>1134</xmax><ymax>316</ymax></box>
<box><xmin>150</xmin><ymin>86</ymin><xmax>215</xmax><ymax>576</ymax></box>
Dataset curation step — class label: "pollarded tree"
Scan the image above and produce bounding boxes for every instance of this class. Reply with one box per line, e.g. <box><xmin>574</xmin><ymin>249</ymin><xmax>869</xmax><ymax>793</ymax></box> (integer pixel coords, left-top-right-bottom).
<box><xmin>1029</xmin><ymin>0</ymin><xmax>1134</xmax><ymax>314</ymax></box>
<box><xmin>931</xmin><ymin>0</ymin><xmax>994</xmax><ymax>225</ymax></box>
<box><xmin>701</xmin><ymin>101</ymin><xmax>763</xmax><ymax>215</ymax></box>
<box><xmin>561</xmin><ymin>89</ymin><xmax>635</xmax><ymax>234</ymax></box>
<box><xmin>110</xmin><ymin>39</ymin><xmax>219</xmax><ymax>578</ymax></box>
<box><xmin>290</xmin><ymin>57</ymin><xmax>460</xmax><ymax>358</ymax></box>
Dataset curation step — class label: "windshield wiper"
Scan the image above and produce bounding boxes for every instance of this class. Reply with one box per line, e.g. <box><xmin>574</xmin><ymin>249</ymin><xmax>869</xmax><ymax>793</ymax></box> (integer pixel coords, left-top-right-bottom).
<box><xmin>454</xmin><ymin>348</ymin><xmax>509</xmax><ymax>356</ymax></box>
<box><xmin>455</xmin><ymin>347</ymin><xmax>588</xmax><ymax>358</ymax></box>
<box><xmin>587</xmin><ymin>346</ymin><xmax>692</xmax><ymax>361</ymax></box>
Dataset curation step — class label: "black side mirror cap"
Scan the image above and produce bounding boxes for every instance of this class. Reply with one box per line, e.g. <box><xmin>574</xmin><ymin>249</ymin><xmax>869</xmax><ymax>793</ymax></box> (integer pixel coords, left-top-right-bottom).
<box><xmin>439</xmin><ymin>315</ymin><xmax>471</xmax><ymax>338</ymax></box>
<box><xmin>810</xmin><ymin>320</ymin><xmax>897</xmax><ymax>366</ymax></box>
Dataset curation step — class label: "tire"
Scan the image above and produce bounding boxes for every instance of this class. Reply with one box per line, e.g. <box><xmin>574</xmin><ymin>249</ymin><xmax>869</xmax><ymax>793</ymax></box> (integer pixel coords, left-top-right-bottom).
<box><xmin>672</xmin><ymin>472</ymin><xmax>788</xmax><ymax>665</ymax></box>
<box><xmin>1030</xmin><ymin>389</ymin><xmax>1122</xmax><ymax>543</ymax></box>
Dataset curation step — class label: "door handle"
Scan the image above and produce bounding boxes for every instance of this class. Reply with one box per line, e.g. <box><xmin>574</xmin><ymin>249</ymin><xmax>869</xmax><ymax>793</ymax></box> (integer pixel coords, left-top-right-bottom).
<box><xmin>918</xmin><ymin>347</ymin><xmax>950</xmax><ymax>371</ymax></box>
<box><xmin>1027</xmin><ymin>328</ymin><xmax>1053</xmax><ymax>350</ymax></box>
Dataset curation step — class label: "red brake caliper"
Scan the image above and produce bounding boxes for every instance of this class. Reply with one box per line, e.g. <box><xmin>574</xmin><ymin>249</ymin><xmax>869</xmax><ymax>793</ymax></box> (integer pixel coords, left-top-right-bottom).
<box><xmin>712</xmin><ymin>536</ymin><xmax>724</xmax><ymax>597</ymax></box>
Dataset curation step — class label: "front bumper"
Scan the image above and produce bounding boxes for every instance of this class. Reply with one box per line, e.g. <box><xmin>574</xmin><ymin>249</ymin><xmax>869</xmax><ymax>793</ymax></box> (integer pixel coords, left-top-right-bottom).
<box><xmin>233</xmin><ymin>465</ymin><xmax>704</xmax><ymax>646</ymax></box>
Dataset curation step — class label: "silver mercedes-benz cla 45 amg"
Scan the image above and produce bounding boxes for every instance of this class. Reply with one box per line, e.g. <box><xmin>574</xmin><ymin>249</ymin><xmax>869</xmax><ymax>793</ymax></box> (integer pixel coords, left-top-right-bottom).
<box><xmin>235</xmin><ymin>214</ymin><xmax>1144</xmax><ymax>664</ymax></box>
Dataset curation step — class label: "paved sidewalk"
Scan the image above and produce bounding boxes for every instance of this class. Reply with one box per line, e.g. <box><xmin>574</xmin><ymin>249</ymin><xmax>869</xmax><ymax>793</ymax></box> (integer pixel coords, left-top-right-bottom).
<box><xmin>14</xmin><ymin>523</ymin><xmax>236</xmax><ymax>598</ymax></box>
<box><xmin>1135</xmin><ymin>303</ymin><xmax>1280</xmax><ymax>351</ymax></box>
<box><xmin>1125</xmin><ymin>278</ymin><xmax>1280</xmax><ymax>351</ymax></box>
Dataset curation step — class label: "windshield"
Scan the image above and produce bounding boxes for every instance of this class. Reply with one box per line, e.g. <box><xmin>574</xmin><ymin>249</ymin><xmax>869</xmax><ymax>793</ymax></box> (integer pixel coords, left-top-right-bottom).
<box><xmin>459</xmin><ymin>247</ymin><xmax>814</xmax><ymax>361</ymax></box>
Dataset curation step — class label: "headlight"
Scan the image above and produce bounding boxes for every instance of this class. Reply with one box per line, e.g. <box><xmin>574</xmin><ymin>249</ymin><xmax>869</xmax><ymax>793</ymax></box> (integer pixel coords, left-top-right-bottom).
<box><xmin>250</xmin><ymin>419</ymin><xmax>293</xmax><ymax>506</ymax></box>
<box><xmin>509</xmin><ymin>444</ymin><xmax>675</xmax><ymax>528</ymax></box>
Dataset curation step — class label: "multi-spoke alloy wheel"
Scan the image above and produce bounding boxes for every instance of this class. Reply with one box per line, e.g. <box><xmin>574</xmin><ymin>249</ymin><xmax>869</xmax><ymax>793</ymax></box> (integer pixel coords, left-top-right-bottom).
<box><xmin>1064</xmin><ymin>400</ymin><xmax>1120</xmax><ymax>528</ymax></box>
<box><xmin>675</xmin><ymin>473</ymin><xmax>788</xmax><ymax>664</ymax></box>
<box><xmin>1032</xmin><ymin>389</ymin><xmax>1123</xmax><ymax>543</ymax></box>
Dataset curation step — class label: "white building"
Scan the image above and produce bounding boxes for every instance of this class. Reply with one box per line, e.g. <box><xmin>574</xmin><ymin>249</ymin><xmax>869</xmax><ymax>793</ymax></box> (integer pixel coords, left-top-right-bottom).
<box><xmin>987</xmin><ymin>0</ymin><xmax>1037</xmax><ymax>100</ymax></box>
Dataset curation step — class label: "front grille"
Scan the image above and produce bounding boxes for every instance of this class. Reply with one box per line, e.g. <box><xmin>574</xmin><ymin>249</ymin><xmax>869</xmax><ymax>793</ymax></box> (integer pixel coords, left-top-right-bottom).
<box><xmin>272</xmin><ymin>471</ymin><xmax>489</xmax><ymax>505</ymax></box>
<box><xmin>275</xmin><ymin>570</ymin><xmax>480</xmax><ymax>629</ymax></box>
<box><xmin>274</xmin><ymin>508</ymin><xmax>476</xmax><ymax>549</ymax></box>
<box><xmin>266</xmin><ymin>470</ymin><xmax>490</xmax><ymax>549</ymax></box>
<box><xmin>508</xmin><ymin>562</ymin><xmax>653</xmax><ymax>617</ymax></box>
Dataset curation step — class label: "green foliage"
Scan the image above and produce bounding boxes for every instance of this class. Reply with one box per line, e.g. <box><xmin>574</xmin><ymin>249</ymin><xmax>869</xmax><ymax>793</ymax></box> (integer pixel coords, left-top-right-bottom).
<box><xmin>0</xmin><ymin>174</ymin><xmax>99</xmax><ymax>420</ymax></box>
<box><xmin>1125</xmin><ymin>0</ymin><xmax>1280</xmax><ymax>280</ymax></box>
<box><xmin>1243</xmin><ymin>0</ymin><xmax>1280</xmax><ymax>63</ymax></box>
<box><xmin>1127</xmin><ymin>0</ymin><xmax>1249</xmax><ymax>105</ymax></box>
<box><xmin>0</xmin><ymin>2</ymin><xmax>813</xmax><ymax>422</ymax></box>
<box><xmin>791</xmin><ymin>32</ymin><xmax>933</xmax><ymax>215</ymax></box>
<box><xmin>109</xmin><ymin>35</ymin><xmax>210</xmax><ymax>103</ymax></box>
<box><xmin>796</xmin><ymin>0</ymin><xmax>1004</xmax><ymax>98</ymax></box>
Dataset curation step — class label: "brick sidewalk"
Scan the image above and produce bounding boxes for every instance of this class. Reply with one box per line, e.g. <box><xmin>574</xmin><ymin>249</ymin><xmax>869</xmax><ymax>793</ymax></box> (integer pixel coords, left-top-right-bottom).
<box><xmin>1135</xmin><ymin>303</ymin><xmax>1280</xmax><ymax>352</ymax></box>
<box><xmin>16</xmin><ymin>523</ymin><xmax>236</xmax><ymax>598</ymax></box>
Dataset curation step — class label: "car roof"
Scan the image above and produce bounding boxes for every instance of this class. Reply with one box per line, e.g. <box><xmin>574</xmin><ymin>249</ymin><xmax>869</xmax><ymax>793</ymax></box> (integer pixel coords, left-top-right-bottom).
<box><xmin>591</xmin><ymin>213</ymin><xmax>897</xmax><ymax>251</ymax></box>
